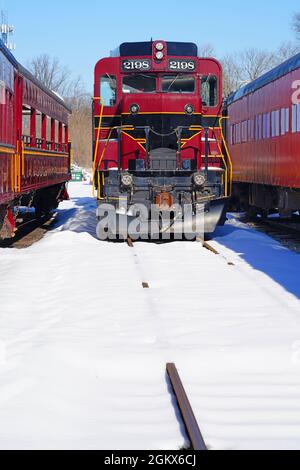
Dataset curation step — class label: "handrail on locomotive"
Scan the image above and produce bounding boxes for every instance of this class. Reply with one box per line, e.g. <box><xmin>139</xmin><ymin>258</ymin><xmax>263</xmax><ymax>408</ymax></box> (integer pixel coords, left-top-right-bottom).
<box><xmin>93</xmin><ymin>96</ymin><xmax>232</xmax><ymax>203</ymax></box>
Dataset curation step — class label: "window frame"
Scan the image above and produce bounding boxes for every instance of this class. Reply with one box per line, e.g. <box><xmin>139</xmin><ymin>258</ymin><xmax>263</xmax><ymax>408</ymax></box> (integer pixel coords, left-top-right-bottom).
<box><xmin>100</xmin><ymin>75</ymin><xmax>117</xmax><ymax>107</ymax></box>
<box><xmin>200</xmin><ymin>75</ymin><xmax>219</xmax><ymax>108</ymax></box>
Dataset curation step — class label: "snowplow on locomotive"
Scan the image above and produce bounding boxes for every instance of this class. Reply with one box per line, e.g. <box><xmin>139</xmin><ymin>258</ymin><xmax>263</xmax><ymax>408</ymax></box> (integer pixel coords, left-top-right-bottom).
<box><xmin>93</xmin><ymin>40</ymin><xmax>232</xmax><ymax>240</ymax></box>
<box><xmin>0</xmin><ymin>39</ymin><xmax>71</xmax><ymax>239</ymax></box>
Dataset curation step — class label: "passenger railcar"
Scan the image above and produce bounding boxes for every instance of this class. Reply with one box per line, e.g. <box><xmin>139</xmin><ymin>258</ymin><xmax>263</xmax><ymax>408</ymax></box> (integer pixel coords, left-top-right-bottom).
<box><xmin>93</xmin><ymin>40</ymin><xmax>232</xmax><ymax>239</ymax></box>
<box><xmin>0</xmin><ymin>39</ymin><xmax>71</xmax><ymax>238</ymax></box>
<box><xmin>225</xmin><ymin>53</ymin><xmax>300</xmax><ymax>216</ymax></box>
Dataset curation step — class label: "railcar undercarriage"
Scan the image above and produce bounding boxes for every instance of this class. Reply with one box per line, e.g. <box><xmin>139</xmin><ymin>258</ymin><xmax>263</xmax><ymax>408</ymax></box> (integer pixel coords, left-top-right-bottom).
<box><xmin>0</xmin><ymin>184</ymin><xmax>69</xmax><ymax>239</ymax></box>
<box><xmin>231</xmin><ymin>182</ymin><xmax>300</xmax><ymax>217</ymax></box>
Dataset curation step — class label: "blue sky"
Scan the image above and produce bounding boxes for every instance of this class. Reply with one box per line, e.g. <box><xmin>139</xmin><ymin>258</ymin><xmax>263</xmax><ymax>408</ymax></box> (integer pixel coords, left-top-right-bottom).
<box><xmin>1</xmin><ymin>0</ymin><xmax>299</xmax><ymax>91</ymax></box>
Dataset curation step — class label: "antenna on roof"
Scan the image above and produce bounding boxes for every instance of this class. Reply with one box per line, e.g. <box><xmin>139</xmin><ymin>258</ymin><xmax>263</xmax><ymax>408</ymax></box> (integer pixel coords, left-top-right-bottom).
<box><xmin>1</xmin><ymin>10</ymin><xmax>16</xmax><ymax>50</ymax></box>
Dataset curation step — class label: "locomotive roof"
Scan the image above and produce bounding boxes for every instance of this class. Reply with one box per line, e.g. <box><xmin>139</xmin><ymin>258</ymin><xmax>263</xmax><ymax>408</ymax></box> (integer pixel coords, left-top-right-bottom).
<box><xmin>111</xmin><ymin>41</ymin><xmax>198</xmax><ymax>58</ymax></box>
<box><xmin>0</xmin><ymin>38</ymin><xmax>71</xmax><ymax>113</ymax></box>
<box><xmin>227</xmin><ymin>51</ymin><xmax>300</xmax><ymax>105</ymax></box>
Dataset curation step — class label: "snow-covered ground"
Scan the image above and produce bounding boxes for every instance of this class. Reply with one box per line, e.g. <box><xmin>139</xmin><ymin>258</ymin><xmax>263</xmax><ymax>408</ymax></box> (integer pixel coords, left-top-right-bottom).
<box><xmin>0</xmin><ymin>182</ymin><xmax>300</xmax><ymax>450</ymax></box>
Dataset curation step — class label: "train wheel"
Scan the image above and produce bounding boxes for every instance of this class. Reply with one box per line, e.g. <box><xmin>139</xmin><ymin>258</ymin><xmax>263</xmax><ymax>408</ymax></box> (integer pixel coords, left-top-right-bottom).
<box><xmin>34</xmin><ymin>186</ymin><xmax>62</xmax><ymax>219</ymax></box>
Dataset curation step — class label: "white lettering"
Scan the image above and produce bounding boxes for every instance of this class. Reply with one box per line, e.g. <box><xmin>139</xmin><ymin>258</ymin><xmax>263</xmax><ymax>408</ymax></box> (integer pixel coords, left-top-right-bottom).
<box><xmin>292</xmin><ymin>80</ymin><xmax>300</xmax><ymax>105</ymax></box>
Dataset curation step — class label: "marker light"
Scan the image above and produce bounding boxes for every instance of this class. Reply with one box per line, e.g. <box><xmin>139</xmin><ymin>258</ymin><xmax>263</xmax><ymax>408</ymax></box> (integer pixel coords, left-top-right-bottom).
<box><xmin>193</xmin><ymin>173</ymin><xmax>206</xmax><ymax>188</ymax></box>
<box><xmin>156</xmin><ymin>51</ymin><xmax>164</xmax><ymax>60</ymax></box>
<box><xmin>185</xmin><ymin>104</ymin><xmax>194</xmax><ymax>115</ymax></box>
<box><xmin>156</xmin><ymin>42</ymin><xmax>164</xmax><ymax>51</ymax></box>
<box><xmin>130</xmin><ymin>104</ymin><xmax>140</xmax><ymax>114</ymax></box>
<box><xmin>121</xmin><ymin>173</ymin><xmax>134</xmax><ymax>188</ymax></box>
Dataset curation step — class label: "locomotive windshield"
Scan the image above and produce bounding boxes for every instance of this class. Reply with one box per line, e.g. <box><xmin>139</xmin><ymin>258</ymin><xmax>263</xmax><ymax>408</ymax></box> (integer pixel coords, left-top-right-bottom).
<box><xmin>161</xmin><ymin>75</ymin><xmax>195</xmax><ymax>93</ymax></box>
<box><xmin>122</xmin><ymin>74</ymin><xmax>157</xmax><ymax>94</ymax></box>
<box><xmin>121</xmin><ymin>74</ymin><xmax>196</xmax><ymax>94</ymax></box>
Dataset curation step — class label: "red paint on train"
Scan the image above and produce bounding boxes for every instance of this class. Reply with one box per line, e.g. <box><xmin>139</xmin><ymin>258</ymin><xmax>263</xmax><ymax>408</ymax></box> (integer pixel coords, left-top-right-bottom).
<box><xmin>226</xmin><ymin>54</ymin><xmax>300</xmax><ymax>214</ymax></box>
<box><xmin>0</xmin><ymin>39</ymin><xmax>71</xmax><ymax>237</ymax></box>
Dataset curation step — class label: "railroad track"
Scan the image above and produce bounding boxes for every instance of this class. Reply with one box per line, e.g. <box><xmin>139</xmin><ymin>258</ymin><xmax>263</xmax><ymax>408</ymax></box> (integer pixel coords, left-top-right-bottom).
<box><xmin>167</xmin><ymin>363</ymin><xmax>207</xmax><ymax>451</ymax></box>
<box><xmin>127</xmin><ymin>236</ymin><xmax>231</xmax><ymax>449</ymax></box>
<box><xmin>127</xmin><ymin>239</ymin><xmax>208</xmax><ymax>449</ymax></box>
<box><xmin>0</xmin><ymin>212</ymin><xmax>57</xmax><ymax>249</ymax></box>
<box><xmin>127</xmin><ymin>236</ymin><xmax>234</xmax><ymax>266</ymax></box>
<box><xmin>243</xmin><ymin>216</ymin><xmax>300</xmax><ymax>254</ymax></box>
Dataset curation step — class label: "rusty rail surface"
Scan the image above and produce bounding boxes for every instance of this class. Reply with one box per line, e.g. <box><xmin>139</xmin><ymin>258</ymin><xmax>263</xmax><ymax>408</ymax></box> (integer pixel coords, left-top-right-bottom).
<box><xmin>127</xmin><ymin>237</ymin><xmax>134</xmax><ymax>248</ymax></box>
<box><xmin>166</xmin><ymin>363</ymin><xmax>207</xmax><ymax>451</ymax></box>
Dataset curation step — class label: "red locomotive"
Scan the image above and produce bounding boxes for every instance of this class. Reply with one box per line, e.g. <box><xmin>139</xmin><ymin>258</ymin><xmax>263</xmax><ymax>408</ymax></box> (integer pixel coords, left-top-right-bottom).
<box><xmin>93</xmin><ymin>40</ymin><xmax>232</xmax><ymax>239</ymax></box>
<box><xmin>0</xmin><ymin>39</ymin><xmax>71</xmax><ymax>238</ymax></box>
<box><xmin>225</xmin><ymin>53</ymin><xmax>300</xmax><ymax>216</ymax></box>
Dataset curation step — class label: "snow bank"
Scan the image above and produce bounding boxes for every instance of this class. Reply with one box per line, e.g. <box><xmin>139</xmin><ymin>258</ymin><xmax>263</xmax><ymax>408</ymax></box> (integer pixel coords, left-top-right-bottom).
<box><xmin>0</xmin><ymin>182</ymin><xmax>299</xmax><ymax>450</ymax></box>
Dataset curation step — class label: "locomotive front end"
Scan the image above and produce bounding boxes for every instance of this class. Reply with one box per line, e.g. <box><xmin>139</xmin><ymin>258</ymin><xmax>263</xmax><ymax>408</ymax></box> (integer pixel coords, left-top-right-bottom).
<box><xmin>93</xmin><ymin>41</ymin><xmax>232</xmax><ymax>240</ymax></box>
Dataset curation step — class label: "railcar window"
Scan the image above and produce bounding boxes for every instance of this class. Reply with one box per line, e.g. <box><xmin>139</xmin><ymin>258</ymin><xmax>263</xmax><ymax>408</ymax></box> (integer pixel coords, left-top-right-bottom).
<box><xmin>161</xmin><ymin>75</ymin><xmax>195</xmax><ymax>93</ymax></box>
<box><xmin>271</xmin><ymin>110</ymin><xmax>280</xmax><ymax>138</ymax></box>
<box><xmin>100</xmin><ymin>75</ymin><xmax>117</xmax><ymax>106</ymax></box>
<box><xmin>201</xmin><ymin>75</ymin><xmax>218</xmax><ymax>107</ymax></box>
<box><xmin>292</xmin><ymin>103</ymin><xmax>300</xmax><ymax>133</ymax></box>
<box><xmin>281</xmin><ymin>108</ymin><xmax>289</xmax><ymax>135</ymax></box>
<box><xmin>122</xmin><ymin>75</ymin><xmax>156</xmax><ymax>94</ymax></box>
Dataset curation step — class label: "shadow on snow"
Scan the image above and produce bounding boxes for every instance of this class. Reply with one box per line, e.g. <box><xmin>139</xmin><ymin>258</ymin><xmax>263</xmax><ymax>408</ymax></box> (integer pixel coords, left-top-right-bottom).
<box><xmin>214</xmin><ymin>219</ymin><xmax>300</xmax><ymax>300</ymax></box>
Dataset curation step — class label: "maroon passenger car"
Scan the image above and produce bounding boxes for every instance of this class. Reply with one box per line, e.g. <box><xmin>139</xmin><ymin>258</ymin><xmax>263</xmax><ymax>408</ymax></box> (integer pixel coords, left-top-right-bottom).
<box><xmin>0</xmin><ymin>39</ymin><xmax>71</xmax><ymax>238</ymax></box>
<box><xmin>93</xmin><ymin>40</ymin><xmax>232</xmax><ymax>239</ymax></box>
<box><xmin>226</xmin><ymin>53</ymin><xmax>300</xmax><ymax>216</ymax></box>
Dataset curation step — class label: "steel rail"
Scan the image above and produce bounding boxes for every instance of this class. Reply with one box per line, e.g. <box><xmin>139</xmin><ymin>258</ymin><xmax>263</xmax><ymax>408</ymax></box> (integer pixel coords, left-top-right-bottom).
<box><xmin>166</xmin><ymin>363</ymin><xmax>207</xmax><ymax>451</ymax></box>
<box><xmin>242</xmin><ymin>216</ymin><xmax>300</xmax><ymax>253</ymax></box>
<box><xmin>0</xmin><ymin>213</ymin><xmax>57</xmax><ymax>248</ymax></box>
<box><xmin>127</xmin><ymin>237</ymin><xmax>134</xmax><ymax>248</ymax></box>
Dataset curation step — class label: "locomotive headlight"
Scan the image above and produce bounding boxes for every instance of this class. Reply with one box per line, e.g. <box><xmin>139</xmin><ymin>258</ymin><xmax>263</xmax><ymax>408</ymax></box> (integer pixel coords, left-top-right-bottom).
<box><xmin>156</xmin><ymin>51</ymin><xmax>164</xmax><ymax>60</ymax></box>
<box><xmin>130</xmin><ymin>104</ymin><xmax>140</xmax><ymax>114</ymax></box>
<box><xmin>156</xmin><ymin>42</ymin><xmax>164</xmax><ymax>51</ymax></box>
<box><xmin>121</xmin><ymin>173</ymin><xmax>134</xmax><ymax>188</ymax></box>
<box><xmin>185</xmin><ymin>104</ymin><xmax>194</xmax><ymax>115</ymax></box>
<box><xmin>193</xmin><ymin>173</ymin><xmax>206</xmax><ymax>188</ymax></box>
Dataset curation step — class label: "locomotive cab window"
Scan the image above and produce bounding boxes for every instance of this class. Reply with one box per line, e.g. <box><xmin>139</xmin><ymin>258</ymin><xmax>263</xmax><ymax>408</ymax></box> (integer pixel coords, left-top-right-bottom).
<box><xmin>122</xmin><ymin>75</ymin><xmax>157</xmax><ymax>94</ymax></box>
<box><xmin>100</xmin><ymin>75</ymin><xmax>117</xmax><ymax>106</ymax></box>
<box><xmin>201</xmin><ymin>75</ymin><xmax>218</xmax><ymax>107</ymax></box>
<box><xmin>161</xmin><ymin>75</ymin><xmax>195</xmax><ymax>93</ymax></box>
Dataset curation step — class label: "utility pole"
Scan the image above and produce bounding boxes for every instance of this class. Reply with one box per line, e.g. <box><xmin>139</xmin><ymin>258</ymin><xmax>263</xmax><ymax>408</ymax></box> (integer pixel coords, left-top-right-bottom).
<box><xmin>0</xmin><ymin>10</ymin><xmax>15</xmax><ymax>50</ymax></box>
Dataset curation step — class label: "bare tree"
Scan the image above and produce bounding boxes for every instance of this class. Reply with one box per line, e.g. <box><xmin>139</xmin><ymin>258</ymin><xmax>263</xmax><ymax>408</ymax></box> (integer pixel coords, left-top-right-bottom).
<box><xmin>69</xmin><ymin>103</ymin><xmax>92</xmax><ymax>169</ymax></box>
<box><xmin>198</xmin><ymin>43</ymin><xmax>215</xmax><ymax>58</ymax></box>
<box><xmin>28</xmin><ymin>54</ymin><xmax>71</xmax><ymax>95</ymax></box>
<box><xmin>221</xmin><ymin>55</ymin><xmax>243</xmax><ymax>97</ymax></box>
<box><xmin>64</xmin><ymin>77</ymin><xmax>91</xmax><ymax>110</ymax></box>
<box><xmin>293</xmin><ymin>12</ymin><xmax>300</xmax><ymax>39</ymax></box>
<box><xmin>238</xmin><ymin>48</ymin><xmax>275</xmax><ymax>82</ymax></box>
<box><xmin>220</xmin><ymin>43</ymin><xmax>293</xmax><ymax>97</ymax></box>
<box><xmin>274</xmin><ymin>41</ymin><xmax>300</xmax><ymax>64</ymax></box>
<box><xmin>29</xmin><ymin>54</ymin><xmax>93</xmax><ymax>168</ymax></box>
